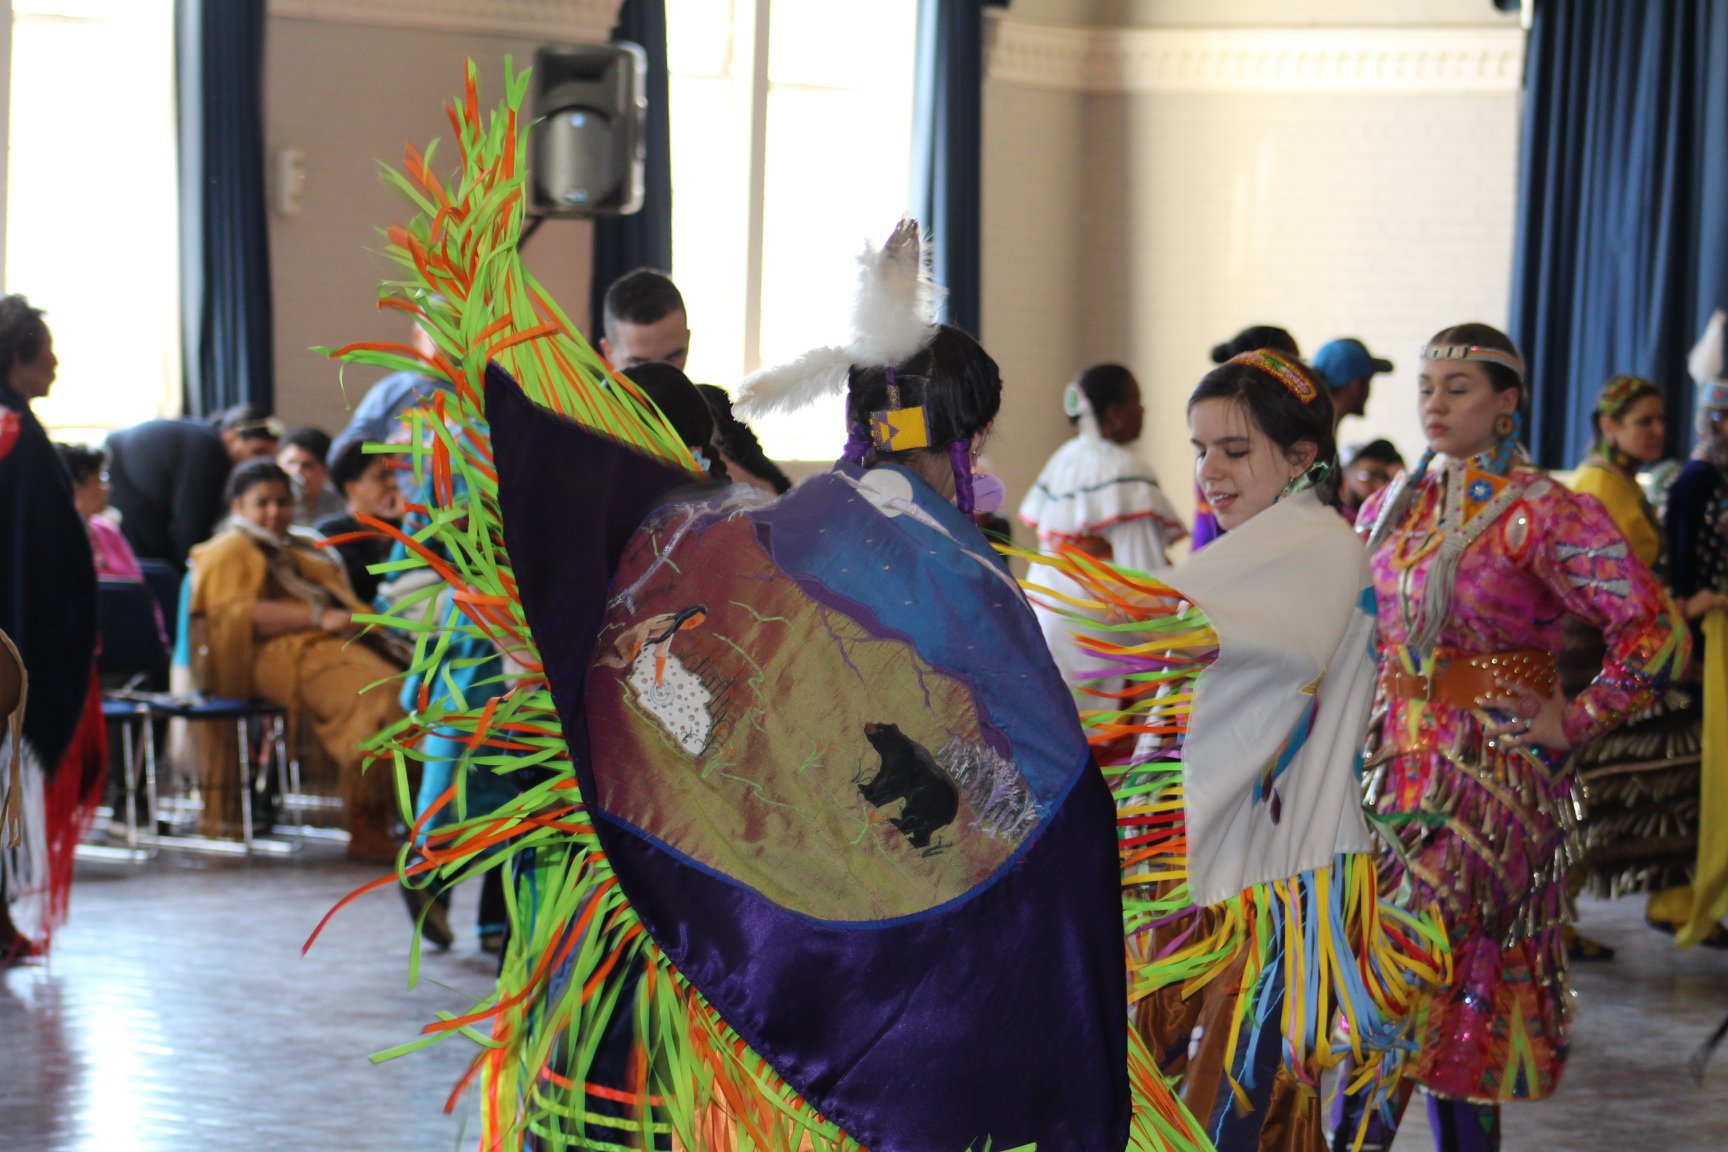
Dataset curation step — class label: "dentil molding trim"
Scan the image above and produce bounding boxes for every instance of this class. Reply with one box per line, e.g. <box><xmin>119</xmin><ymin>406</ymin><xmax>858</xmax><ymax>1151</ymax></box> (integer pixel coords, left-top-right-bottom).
<box><xmin>985</xmin><ymin>16</ymin><xmax>1524</xmax><ymax>95</ymax></box>
<box><xmin>269</xmin><ymin>0</ymin><xmax>621</xmax><ymax>41</ymax></box>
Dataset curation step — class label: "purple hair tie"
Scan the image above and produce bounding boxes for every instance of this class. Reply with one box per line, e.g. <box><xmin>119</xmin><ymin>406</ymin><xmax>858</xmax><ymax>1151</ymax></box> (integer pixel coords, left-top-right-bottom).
<box><xmin>949</xmin><ymin>439</ymin><xmax>975</xmax><ymax>516</ymax></box>
<box><xmin>842</xmin><ymin>423</ymin><xmax>871</xmax><ymax>465</ymax></box>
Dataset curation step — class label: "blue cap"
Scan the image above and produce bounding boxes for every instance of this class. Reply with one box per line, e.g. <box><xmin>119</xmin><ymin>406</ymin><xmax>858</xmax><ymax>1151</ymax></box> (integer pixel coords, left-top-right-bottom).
<box><xmin>1311</xmin><ymin>338</ymin><xmax>1393</xmax><ymax>391</ymax></box>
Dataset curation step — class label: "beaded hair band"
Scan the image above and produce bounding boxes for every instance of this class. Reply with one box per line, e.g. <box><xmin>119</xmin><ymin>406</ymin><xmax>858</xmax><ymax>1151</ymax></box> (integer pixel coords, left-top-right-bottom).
<box><xmin>867</xmin><ymin>367</ymin><xmax>932</xmax><ymax>454</ymax></box>
<box><xmin>1595</xmin><ymin>374</ymin><xmax>1659</xmax><ymax>419</ymax></box>
<box><xmin>1228</xmin><ymin>349</ymin><xmax>1318</xmax><ymax>404</ymax></box>
<box><xmin>1420</xmin><ymin>343</ymin><xmax>1526</xmax><ymax>382</ymax></box>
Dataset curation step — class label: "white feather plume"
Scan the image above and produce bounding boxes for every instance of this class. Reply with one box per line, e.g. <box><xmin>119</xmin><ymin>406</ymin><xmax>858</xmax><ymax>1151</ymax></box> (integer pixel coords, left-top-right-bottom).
<box><xmin>1690</xmin><ymin>308</ymin><xmax>1726</xmax><ymax>386</ymax></box>
<box><xmin>731</xmin><ymin>218</ymin><xmax>943</xmax><ymax>422</ymax></box>
<box><xmin>733</xmin><ymin>345</ymin><xmax>852</xmax><ymax>419</ymax></box>
<box><xmin>849</xmin><ymin>218</ymin><xmax>942</xmax><ymax>369</ymax></box>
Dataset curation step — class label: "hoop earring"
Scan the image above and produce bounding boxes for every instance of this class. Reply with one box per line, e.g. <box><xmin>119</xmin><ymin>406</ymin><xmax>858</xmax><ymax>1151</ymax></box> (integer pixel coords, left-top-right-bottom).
<box><xmin>1494</xmin><ymin>412</ymin><xmax>1517</xmax><ymax>439</ymax></box>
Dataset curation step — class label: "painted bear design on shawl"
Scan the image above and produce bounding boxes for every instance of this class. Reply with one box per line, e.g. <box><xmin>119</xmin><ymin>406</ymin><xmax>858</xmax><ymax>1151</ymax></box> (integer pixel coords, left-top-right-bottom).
<box><xmin>858</xmin><ymin>722</ymin><xmax>960</xmax><ymax>849</ymax></box>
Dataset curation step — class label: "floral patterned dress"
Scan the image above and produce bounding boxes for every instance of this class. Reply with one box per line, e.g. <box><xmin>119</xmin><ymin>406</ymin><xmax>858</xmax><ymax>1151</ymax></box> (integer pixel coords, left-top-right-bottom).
<box><xmin>1359</xmin><ymin>460</ymin><xmax>1687</xmax><ymax>1102</ymax></box>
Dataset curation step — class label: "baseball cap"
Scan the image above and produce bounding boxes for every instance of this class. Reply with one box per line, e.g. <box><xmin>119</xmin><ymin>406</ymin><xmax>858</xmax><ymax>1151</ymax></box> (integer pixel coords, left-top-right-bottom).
<box><xmin>1311</xmin><ymin>338</ymin><xmax>1393</xmax><ymax>391</ymax></box>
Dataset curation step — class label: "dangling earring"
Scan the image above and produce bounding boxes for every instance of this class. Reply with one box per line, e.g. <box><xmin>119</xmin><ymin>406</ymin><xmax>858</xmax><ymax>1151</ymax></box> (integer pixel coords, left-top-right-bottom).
<box><xmin>1602</xmin><ymin>433</ymin><xmax>1635</xmax><ymax>473</ymax></box>
<box><xmin>1489</xmin><ymin>408</ymin><xmax>1522</xmax><ymax>475</ymax></box>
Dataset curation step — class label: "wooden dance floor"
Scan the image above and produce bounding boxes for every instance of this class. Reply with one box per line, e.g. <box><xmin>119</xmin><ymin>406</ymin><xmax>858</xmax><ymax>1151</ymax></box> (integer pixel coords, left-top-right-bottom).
<box><xmin>2</xmin><ymin>844</ymin><xmax>1725</xmax><ymax>1150</ymax></box>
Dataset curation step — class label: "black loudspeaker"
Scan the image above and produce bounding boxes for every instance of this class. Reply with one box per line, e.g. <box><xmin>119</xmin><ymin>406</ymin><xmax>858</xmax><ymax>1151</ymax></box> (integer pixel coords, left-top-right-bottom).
<box><xmin>530</xmin><ymin>43</ymin><xmax>647</xmax><ymax>217</ymax></box>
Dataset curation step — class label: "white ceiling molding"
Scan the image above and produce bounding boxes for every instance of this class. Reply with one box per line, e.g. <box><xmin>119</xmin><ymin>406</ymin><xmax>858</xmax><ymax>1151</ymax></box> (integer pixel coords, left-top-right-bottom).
<box><xmin>269</xmin><ymin>0</ymin><xmax>622</xmax><ymax>42</ymax></box>
<box><xmin>985</xmin><ymin>16</ymin><xmax>1524</xmax><ymax>95</ymax></box>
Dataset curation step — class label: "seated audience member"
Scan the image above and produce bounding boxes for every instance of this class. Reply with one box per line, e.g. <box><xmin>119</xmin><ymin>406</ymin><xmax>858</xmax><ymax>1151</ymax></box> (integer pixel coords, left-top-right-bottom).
<box><xmin>277</xmin><ymin>426</ymin><xmax>345</xmax><ymax>525</ymax></box>
<box><xmin>330</xmin><ymin>322</ymin><xmax>454</xmax><ymax>463</ymax></box>
<box><xmin>1340</xmin><ymin>438</ymin><xmax>1405</xmax><ymax>526</ymax></box>
<box><xmin>599</xmin><ymin>268</ymin><xmax>690</xmax><ymax>370</ymax></box>
<box><xmin>57</xmin><ymin>443</ymin><xmax>147</xmax><ymax>581</ymax></box>
<box><xmin>315</xmin><ymin>439</ymin><xmax>406</xmax><ymax>604</ymax></box>
<box><xmin>61</xmin><ymin>442</ymin><xmax>165</xmax><ymax>832</ymax></box>
<box><xmin>186</xmin><ymin>460</ymin><xmax>403</xmax><ymax>857</ymax></box>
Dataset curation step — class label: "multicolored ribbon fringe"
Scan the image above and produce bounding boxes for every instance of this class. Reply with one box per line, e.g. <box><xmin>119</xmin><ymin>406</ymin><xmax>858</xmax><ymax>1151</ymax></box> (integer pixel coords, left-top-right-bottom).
<box><xmin>306</xmin><ymin>61</ymin><xmax>1217</xmax><ymax>1152</ymax></box>
<box><xmin>1016</xmin><ymin>543</ymin><xmax>1450</xmax><ymax>1139</ymax></box>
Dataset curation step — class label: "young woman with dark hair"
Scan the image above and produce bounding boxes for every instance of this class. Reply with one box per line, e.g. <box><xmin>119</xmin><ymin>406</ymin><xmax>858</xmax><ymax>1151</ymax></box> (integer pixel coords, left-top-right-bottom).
<box><xmin>1346</xmin><ymin>324</ymin><xmax>1688</xmax><ymax>1151</ymax></box>
<box><xmin>1210</xmin><ymin>324</ymin><xmax>1301</xmax><ymax>366</ymax></box>
<box><xmin>186</xmin><ymin>460</ymin><xmax>404</xmax><ymax>855</ymax></box>
<box><xmin>1021</xmin><ymin>363</ymin><xmax>1185</xmax><ymax>688</ymax></box>
<box><xmin>1562</xmin><ymin>375</ymin><xmax>1726</xmax><ymax>950</ymax></box>
<box><xmin>1040</xmin><ymin>349</ymin><xmax>1442</xmax><ymax>1152</ymax></box>
<box><xmin>1192</xmin><ymin>325</ymin><xmax>1304</xmax><ymax>550</ymax></box>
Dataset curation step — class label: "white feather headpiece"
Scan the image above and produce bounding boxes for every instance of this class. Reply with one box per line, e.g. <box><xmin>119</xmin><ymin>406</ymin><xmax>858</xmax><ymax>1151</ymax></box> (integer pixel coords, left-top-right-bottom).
<box><xmin>1689</xmin><ymin>308</ymin><xmax>1726</xmax><ymax>387</ymax></box>
<box><xmin>733</xmin><ymin>218</ymin><xmax>943</xmax><ymax>421</ymax></box>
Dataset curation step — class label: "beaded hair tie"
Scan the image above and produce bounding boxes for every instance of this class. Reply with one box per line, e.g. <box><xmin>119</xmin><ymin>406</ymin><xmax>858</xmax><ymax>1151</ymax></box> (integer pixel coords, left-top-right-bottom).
<box><xmin>1420</xmin><ymin>343</ymin><xmax>1526</xmax><ymax>382</ymax></box>
<box><xmin>1229</xmin><ymin>349</ymin><xmax>1318</xmax><ymax>404</ymax></box>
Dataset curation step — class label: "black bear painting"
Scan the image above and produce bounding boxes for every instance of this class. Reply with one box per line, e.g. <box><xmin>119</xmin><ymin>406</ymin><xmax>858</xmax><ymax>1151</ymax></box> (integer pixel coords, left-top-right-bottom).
<box><xmin>859</xmin><ymin>722</ymin><xmax>960</xmax><ymax>849</ymax></box>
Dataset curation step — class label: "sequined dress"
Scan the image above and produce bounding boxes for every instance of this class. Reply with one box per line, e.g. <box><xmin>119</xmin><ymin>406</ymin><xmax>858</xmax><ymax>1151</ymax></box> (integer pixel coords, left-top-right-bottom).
<box><xmin>1360</xmin><ymin>460</ymin><xmax>1687</xmax><ymax>1102</ymax></box>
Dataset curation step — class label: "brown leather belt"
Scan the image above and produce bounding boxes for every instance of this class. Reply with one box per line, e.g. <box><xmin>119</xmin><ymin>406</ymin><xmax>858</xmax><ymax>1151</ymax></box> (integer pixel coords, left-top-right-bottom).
<box><xmin>1382</xmin><ymin>649</ymin><xmax>1557</xmax><ymax>710</ymax></box>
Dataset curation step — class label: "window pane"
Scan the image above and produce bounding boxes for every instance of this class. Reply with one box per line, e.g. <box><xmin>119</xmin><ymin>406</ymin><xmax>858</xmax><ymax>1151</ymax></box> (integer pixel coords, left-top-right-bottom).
<box><xmin>666</xmin><ymin>0</ymin><xmax>735</xmax><ymax>78</ymax></box>
<box><xmin>667</xmin><ymin>0</ymin><xmax>918</xmax><ymax>460</ymax></box>
<box><xmin>668</xmin><ymin>72</ymin><xmax>747</xmax><ymax>391</ymax></box>
<box><xmin>768</xmin><ymin>2</ymin><xmax>916</xmax><ymax>90</ymax></box>
<box><xmin>755</xmin><ymin>0</ymin><xmax>916</xmax><ymax>459</ymax></box>
<box><xmin>6</xmin><ymin>2</ymin><xmax>179</xmax><ymax>441</ymax></box>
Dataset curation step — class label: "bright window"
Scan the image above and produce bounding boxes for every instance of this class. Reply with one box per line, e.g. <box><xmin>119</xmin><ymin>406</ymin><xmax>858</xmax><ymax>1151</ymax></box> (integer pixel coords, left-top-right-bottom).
<box><xmin>667</xmin><ymin>0</ymin><xmax>918</xmax><ymax>460</ymax></box>
<box><xmin>5</xmin><ymin>0</ymin><xmax>179</xmax><ymax>442</ymax></box>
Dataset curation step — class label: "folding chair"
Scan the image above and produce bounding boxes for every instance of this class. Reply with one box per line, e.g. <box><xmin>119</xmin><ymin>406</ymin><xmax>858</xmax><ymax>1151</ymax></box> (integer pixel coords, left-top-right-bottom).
<box><xmin>76</xmin><ymin>579</ymin><xmax>171</xmax><ymax>863</ymax></box>
<box><xmin>146</xmin><ymin>694</ymin><xmax>294</xmax><ymax>856</ymax></box>
<box><xmin>142</xmin><ymin>574</ymin><xmax>297</xmax><ymax>855</ymax></box>
<box><xmin>135</xmin><ymin>559</ymin><xmax>181</xmax><ymax>649</ymax></box>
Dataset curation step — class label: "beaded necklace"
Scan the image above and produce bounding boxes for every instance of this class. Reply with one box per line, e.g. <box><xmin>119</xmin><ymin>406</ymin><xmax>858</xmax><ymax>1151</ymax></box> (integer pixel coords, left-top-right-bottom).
<box><xmin>1375</xmin><ymin>451</ymin><xmax>1530</xmax><ymax>655</ymax></box>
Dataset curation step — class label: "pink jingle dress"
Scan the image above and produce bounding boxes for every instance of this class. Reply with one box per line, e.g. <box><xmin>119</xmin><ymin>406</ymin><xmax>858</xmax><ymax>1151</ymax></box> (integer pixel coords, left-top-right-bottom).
<box><xmin>1359</xmin><ymin>459</ymin><xmax>1687</xmax><ymax>1103</ymax></box>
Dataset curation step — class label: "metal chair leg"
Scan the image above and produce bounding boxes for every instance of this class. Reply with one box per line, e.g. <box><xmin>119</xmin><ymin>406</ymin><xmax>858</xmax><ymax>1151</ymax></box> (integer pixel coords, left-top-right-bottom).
<box><xmin>142</xmin><ymin>716</ymin><xmax>160</xmax><ymax>854</ymax></box>
<box><xmin>237</xmin><ymin>716</ymin><xmax>254</xmax><ymax>852</ymax></box>
<box><xmin>120</xmin><ymin>719</ymin><xmax>139</xmax><ymax>848</ymax></box>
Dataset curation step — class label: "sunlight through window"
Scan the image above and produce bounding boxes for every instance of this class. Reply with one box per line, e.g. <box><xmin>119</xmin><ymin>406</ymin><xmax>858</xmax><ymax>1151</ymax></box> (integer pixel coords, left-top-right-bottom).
<box><xmin>5</xmin><ymin>0</ymin><xmax>179</xmax><ymax>443</ymax></box>
<box><xmin>667</xmin><ymin>0</ymin><xmax>917</xmax><ymax>461</ymax></box>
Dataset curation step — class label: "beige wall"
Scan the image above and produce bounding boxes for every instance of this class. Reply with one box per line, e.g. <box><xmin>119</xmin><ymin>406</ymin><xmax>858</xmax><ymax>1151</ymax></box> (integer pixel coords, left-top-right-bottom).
<box><xmin>264</xmin><ymin>18</ymin><xmax>597</xmax><ymax>434</ymax></box>
<box><xmin>1082</xmin><ymin>85</ymin><xmax>1520</xmax><ymax>523</ymax></box>
<box><xmin>979</xmin><ymin>78</ymin><xmax>1090</xmax><ymax>524</ymax></box>
<box><xmin>1097</xmin><ymin>0</ymin><xmax>1518</xmax><ymax>27</ymax></box>
<box><xmin>982</xmin><ymin>6</ymin><xmax>1523</xmax><ymax>530</ymax></box>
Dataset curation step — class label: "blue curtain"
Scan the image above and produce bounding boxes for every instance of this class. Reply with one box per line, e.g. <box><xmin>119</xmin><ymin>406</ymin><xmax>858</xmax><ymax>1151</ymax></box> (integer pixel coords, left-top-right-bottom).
<box><xmin>913</xmin><ymin>2</ymin><xmax>1008</xmax><ymax>338</ymax></box>
<box><xmin>589</xmin><ymin>0</ymin><xmax>673</xmax><ymax>340</ymax></box>
<box><xmin>176</xmin><ymin>0</ymin><xmax>274</xmax><ymax>418</ymax></box>
<box><xmin>1509</xmin><ymin>0</ymin><xmax>1728</xmax><ymax>468</ymax></box>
